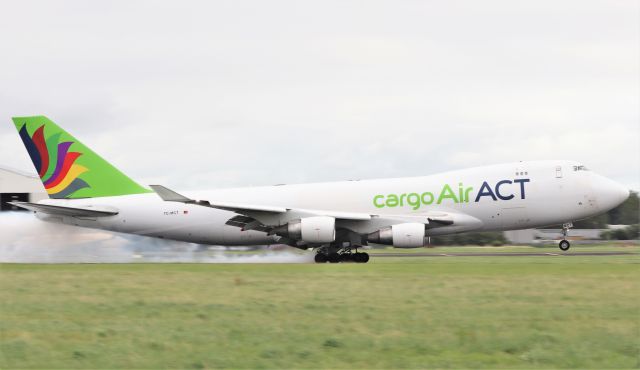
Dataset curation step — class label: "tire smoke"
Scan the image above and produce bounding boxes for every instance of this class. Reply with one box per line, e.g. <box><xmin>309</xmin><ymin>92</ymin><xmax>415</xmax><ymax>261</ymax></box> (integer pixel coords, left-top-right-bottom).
<box><xmin>0</xmin><ymin>212</ymin><xmax>313</xmax><ymax>263</ymax></box>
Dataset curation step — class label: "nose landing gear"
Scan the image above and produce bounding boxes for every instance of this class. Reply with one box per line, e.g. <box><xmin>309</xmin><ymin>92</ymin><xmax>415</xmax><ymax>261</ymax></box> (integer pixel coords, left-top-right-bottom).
<box><xmin>559</xmin><ymin>223</ymin><xmax>572</xmax><ymax>251</ymax></box>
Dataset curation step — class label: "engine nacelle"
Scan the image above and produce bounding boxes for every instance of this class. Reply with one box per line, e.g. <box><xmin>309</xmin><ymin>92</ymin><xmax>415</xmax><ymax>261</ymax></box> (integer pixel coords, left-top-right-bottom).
<box><xmin>273</xmin><ymin>216</ymin><xmax>336</xmax><ymax>243</ymax></box>
<box><xmin>367</xmin><ymin>223</ymin><xmax>426</xmax><ymax>248</ymax></box>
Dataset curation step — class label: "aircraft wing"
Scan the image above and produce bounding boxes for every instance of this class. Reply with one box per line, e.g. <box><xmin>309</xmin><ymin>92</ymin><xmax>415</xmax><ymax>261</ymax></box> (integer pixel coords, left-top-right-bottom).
<box><xmin>149</xmin><ymin>185</ymin><xmax>475</xmax><ymax>233</ymax></box>
<box><xmin>150</xmin><ymin>185</ymin><xmax>288</xmax><ymax>213</ymax></box>
<box><xmin>149</xmin><ymin>185</ymin><xmax>372</xmax><ymax>221</ymax></box>
<box><xmin>9</xmin><ymin>201</ymin><xmax>119</xmax><ymax>217</ymax></box>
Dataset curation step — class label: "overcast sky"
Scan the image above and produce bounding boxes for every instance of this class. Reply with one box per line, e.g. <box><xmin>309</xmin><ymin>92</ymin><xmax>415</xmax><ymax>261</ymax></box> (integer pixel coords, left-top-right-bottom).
<box><xmin>1</xmin><ymin>0</ymin><xmax>638</xmax><ymax>191</ymax></box>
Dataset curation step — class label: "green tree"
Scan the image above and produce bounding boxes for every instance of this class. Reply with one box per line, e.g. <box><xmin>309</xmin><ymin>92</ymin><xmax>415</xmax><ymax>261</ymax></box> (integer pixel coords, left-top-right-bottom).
<box><xmin>601</xmin><ymin>224</ymin><xmax>639</xmax><ymax>240</ymax></box>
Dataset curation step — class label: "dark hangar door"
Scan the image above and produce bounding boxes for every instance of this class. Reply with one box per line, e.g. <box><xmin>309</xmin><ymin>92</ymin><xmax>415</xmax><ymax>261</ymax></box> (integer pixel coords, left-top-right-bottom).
<box><xmin>0</xmin><ymin>193</ymin><xmax>29</xmax><ymax>211</ymax></box>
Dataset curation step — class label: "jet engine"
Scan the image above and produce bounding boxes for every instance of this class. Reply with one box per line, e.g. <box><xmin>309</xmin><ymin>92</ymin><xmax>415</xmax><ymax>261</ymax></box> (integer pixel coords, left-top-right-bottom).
<box><xmin>367</xmin><ymin>223</ymin><xmax>426</xmax><ymax>248</ymax></box>
<box><xmin>272</xmin><ymin>216</ymin><xmax>336</xmax><ymax>243</ymax></box>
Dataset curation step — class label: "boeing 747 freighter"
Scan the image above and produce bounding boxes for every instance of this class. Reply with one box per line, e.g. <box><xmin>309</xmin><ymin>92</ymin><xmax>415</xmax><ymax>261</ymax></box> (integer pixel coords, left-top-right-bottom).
<box><xmin>9</xmin><ymin>116</ymin><xmax>630</xmax><ymax>262</ymax></box>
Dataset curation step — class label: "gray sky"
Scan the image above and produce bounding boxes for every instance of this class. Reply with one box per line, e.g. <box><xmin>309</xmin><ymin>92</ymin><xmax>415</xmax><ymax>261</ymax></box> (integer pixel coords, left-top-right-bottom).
<box><xmin>1</xmin><ymin>0</ymin><xmax>638</xmax><ymax>191</ymax></box>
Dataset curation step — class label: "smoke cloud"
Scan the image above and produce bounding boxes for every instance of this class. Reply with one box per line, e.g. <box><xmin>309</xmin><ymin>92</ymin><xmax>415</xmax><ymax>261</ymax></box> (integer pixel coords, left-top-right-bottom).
<box><xmin>0</xmin><ymin>212</ymin><xmax>313</xmax><ymax>263</ymax></box>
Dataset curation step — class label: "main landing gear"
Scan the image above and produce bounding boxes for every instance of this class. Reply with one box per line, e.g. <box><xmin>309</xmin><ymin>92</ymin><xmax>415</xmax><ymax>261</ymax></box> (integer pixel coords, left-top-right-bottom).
<box><xmin>314</xmin><ymin>245</ymin><xmax>370</xmax><ymax>263</ymax></box>
<box><xmin>559</xmin><ymin>222</ymin><xmax>572</xmax><ymax>251</ymax></box>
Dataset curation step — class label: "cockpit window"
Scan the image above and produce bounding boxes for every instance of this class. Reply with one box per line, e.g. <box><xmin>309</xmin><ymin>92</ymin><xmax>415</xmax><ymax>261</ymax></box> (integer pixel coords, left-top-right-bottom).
<box><xmin>573</xmin><ymin>165</ymin><xmax>589</xmax><ymax>171</ymax></box>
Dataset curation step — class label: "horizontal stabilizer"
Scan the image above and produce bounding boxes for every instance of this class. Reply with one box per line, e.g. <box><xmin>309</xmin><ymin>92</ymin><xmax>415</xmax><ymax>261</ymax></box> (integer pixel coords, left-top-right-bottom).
<box><xmin>9</xmin><ymin>201</ymin><xmax>118</xmax><ymax>217</ymax></box>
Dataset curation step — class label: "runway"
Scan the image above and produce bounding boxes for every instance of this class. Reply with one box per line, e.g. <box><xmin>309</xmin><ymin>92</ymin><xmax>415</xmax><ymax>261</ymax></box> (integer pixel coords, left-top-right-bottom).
<box><xmin>372</xmin><ymin>251</ymin><xmax>638</xmax><ymax>257</ymax></box>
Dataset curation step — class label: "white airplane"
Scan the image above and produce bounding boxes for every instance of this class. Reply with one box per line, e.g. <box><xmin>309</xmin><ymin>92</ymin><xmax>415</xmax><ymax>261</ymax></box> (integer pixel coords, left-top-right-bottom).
<box><xmin>9</xmin><ymin>116</ymin><xmax>630</xmax><ymax>263</ymax></box>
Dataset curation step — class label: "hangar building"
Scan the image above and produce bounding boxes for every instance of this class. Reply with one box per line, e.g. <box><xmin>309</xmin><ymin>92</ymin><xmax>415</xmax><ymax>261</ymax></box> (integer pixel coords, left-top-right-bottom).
<box><xmin>0</xmin><ymin>166</ymin><xmax>48</xmax><ymax>211</ymax></box>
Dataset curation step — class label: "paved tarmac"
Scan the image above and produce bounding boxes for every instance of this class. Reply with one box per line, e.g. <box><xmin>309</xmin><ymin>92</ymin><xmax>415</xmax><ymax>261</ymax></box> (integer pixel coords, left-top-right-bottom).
<box><xmin>372</xmin><ymin>251</ymin><xmax>638</xmax><ymax>257</ymax></box>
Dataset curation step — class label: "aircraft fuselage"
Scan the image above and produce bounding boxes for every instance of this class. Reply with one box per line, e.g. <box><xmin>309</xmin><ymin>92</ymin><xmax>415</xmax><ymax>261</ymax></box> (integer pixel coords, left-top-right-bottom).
<box><xmin>35</xmin><ymin>160</ymin><xmax>629</xmax><ymax>246</ymax></box>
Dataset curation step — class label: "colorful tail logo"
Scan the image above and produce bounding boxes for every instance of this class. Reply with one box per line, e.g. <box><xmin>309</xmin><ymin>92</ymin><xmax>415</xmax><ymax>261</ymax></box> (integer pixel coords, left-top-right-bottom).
<box><xmin>18</xmin><ymin>123</ymin><xmax>90</xmax><ymax>198</ymax></box>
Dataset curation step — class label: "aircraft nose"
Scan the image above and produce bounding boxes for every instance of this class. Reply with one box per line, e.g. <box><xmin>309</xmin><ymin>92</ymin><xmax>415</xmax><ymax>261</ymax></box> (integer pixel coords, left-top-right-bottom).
<box><xmin>592</xmin><ymin>175</ymin><xmax>630</xmax><ymax>212</ymax></box>
<box><xmin>613</xmin><ymin>184</ymin><xmax>631</xmax><ymax>206</ymax></box>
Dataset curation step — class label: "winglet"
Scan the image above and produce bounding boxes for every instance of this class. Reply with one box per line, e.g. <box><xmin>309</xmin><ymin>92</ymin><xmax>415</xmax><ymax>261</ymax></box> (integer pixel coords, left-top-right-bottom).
<box><xmin>149</xmin><ymin>185</ymin><xmax>193</xmax><ymax>203</ymax></box>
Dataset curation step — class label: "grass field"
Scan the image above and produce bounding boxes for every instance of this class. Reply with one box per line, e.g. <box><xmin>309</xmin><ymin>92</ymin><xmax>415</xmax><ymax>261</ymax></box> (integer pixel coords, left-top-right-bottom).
<box><xmin>1</xmin><ymin>246</ymin><xmax>639</xmax><ymax>369</ymax></box>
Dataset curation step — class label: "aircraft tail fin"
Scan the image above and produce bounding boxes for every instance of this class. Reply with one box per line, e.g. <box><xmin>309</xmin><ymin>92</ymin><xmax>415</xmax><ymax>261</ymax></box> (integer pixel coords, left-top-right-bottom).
<box><xmin>12</xmin><ymin>115</ymin><xmax>151</xmax><ymax>199</ymax></box>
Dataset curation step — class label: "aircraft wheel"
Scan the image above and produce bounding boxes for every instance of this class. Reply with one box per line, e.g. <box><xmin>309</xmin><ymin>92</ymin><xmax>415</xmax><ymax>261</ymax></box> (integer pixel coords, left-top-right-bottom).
<box><xmin>360</xmin><ymin>252</ymin><xmax>370</xmax><ymax>263</ymax></box>
<box><xmin>314</xmin><ymin>253</ymin><xmax>328</xmax><ymax>263</ymax></box>
<box><xmin>328</xmin><ymin>253</ymin><xmax>341</xmax><ymax>263</ymax></box>
<box><xmin>354</xmin><ymin>252</ymin><xmax>370</xmax><ymax>263</ymax></box>
<box><xmin>559</xmin><ymin>239</ymin><xmax>570</xmax><ymax>251</ymax></box>
<box><xmin>339</xmin><ymin>253</ymin><xmax>353</xmax><ymax>262</ymax></box>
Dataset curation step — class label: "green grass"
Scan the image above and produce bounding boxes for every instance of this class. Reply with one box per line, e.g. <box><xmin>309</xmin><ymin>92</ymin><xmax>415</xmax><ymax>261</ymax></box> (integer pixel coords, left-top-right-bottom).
<box><xmin>1</xmin><ymin>248</ymin><xmax>639</xmax><ymax>369</ymax></box>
